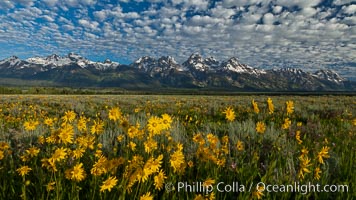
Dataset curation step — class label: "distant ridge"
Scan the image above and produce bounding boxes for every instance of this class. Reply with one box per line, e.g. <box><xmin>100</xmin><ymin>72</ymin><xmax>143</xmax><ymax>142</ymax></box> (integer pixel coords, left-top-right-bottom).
<box><xmin>0</xmin><ymin>53</ymin><xmax>354</xmax><ymax>91</ymax></box>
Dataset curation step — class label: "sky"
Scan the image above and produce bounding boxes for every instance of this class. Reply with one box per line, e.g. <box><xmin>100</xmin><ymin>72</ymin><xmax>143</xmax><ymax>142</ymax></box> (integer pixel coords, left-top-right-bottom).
<box><xmin>0</xmin><ymin>0</ymin><xmax>355</xmax><ymax>78</ymax></box>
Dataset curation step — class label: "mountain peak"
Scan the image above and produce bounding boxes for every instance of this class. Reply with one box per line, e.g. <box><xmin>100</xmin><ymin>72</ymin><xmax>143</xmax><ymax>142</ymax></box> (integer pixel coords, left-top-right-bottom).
<box><xmin>0</xmin><ymin>56</ymin><xmax>23</xmax><ymax>68</ymax></box>
<box><xmin>313</xmin><ymin>69</ymin><xmax>346</xmax><ymax>83</ymax></box>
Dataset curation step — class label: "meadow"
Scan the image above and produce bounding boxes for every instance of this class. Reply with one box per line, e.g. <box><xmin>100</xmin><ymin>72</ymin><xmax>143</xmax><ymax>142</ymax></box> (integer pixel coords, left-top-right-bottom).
<box><xmin>0</xmin><ymin>94</ymin><xmax>354</xmax><ymax>199</ymax></box>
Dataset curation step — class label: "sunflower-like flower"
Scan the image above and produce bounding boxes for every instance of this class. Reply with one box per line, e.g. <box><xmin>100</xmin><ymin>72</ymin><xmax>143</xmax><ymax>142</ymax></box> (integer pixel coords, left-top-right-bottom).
<box><xmin>298</xmin><ymin>155</ymin><xmax>312</xmax><ymax>180</ymax></box>
<box><xmin>108</xmin><ymin>107</ymin><xmax>122</xmax><ymax>122</ymax></box>
<box><xmin>161</xmin><ymin>114</ymin><xmax>173</xmax><ymax>130</ymax></box>
<box><xmin>267</xmin><ymin>97</ymin><xmax>274</xmax><ymax>114</ymax></box>
<box><xmin>286</xmin><ymin>101</ymin><xmax>294</xmax><ymax>115</ymax></box>
<box><xmin>314</xmin><ymin>167</ymin><xmax>322</xmax><ymax>180</ymax></box>
<box><xmin>252</xmin><ymin>99</ymin><xmax>260</xmax><ymax>114</ymax></box>
<box><xmin>90</xmin><ymin>119</ymin><xmax>104</xmax><ymax>135</ymax></box>
<box><xmin>282</xmin><ymin>118</ymin><xmax>291</xmax><ymax>130</ymax></box>
<box><xmin>236</xmin><ymin>140</ymin><xmax>244</xmax><ymax>151</ymax></box>
<box><xmin>147</xmin><ymin>116</ymin><xmax>163</xmax><ymax>135</ymax></box>
<box><xmin>62</xmin><ymin>110</ymin><xmax>76</xmax><ymax>124</ymax></box>
<box><xmin>223</xmin><ymin>107</ymin><xmax>235</xmax><ymax>122</ymax></box>
<box><xmin>65</xmin><ymin>162</ymin><xmax>86</xmax><ymax>182</ymax></box>
<box><xmin>154</xmin><ymin>169</ymin><xmax>167</xmax><ymax>190</ymax></box>
<box><xmin>256</xmin><ymin>121</ymin><xmax>266</xmax><ymax>134</ymax></box>
<box><xmin>317</xmin><ymin>146</ymin><xmax>330</xmax><ymax>164</ymax></box>
<box><xmin>140</xmin><ymin>192</ymin><xmax>153</xmax><ymax>200</ymax></box>
<box><xmin>24</xmin><ymin>119</ymin><xmax>40</xmax><ymax>131</ymax></box>
<box><xmin>100</xmin><ymin>176</ymin><xmax>118</xmax><ymax>192</ymax></box>
<box><xmin>16</xmin><ymin>165</ymin><xmax>32</xmax><ymax>176</ymax></box>
<box><xmin>170</xmin><ymin>144</ymin><xmax>185</xmax><ymax>173</ymax></box>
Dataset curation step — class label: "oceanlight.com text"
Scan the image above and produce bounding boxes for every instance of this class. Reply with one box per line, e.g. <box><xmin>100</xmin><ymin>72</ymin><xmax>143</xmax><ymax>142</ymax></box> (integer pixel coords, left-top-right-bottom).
<box><xmin>257</xmin><ymin>182</ymin><xmax>349</xmax><ymax>195</ymax></box>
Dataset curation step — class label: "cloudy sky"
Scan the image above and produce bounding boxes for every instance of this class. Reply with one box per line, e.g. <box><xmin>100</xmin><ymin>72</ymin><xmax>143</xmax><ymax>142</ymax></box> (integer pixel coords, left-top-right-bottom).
<box><xmin>0</xmin><ymin>0</ymin><xmax>355</xmax><ymax>78</ymax></box>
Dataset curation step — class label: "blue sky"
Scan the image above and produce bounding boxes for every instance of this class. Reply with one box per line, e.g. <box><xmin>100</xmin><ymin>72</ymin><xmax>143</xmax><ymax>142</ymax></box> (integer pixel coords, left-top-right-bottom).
<box><xmin>0</xmin><ymin>0</ymin><xmax>355</xmax><ymax>78</ymax></box>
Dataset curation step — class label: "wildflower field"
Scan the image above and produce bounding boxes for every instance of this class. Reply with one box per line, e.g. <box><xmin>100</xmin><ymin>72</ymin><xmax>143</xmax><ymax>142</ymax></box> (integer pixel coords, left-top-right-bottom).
<box><xmin>0</xmin><ymin>94</ymin><xmax>355</xmax><ymax>200</ymax></box>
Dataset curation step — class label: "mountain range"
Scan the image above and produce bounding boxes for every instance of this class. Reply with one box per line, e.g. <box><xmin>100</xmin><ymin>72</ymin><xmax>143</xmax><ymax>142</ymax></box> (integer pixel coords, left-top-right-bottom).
<box><xmin>0</xmin><ymin>53</ymin><xmax>355</xmax><ymax>91</ymax></box>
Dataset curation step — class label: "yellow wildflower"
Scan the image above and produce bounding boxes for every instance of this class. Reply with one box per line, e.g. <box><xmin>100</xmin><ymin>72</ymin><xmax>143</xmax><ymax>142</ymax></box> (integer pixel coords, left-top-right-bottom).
<box><xmin>128</xmin><ymin>141</ymin><xmax>137</xmax><ymax>151</ymax></box>
<box><xmin>44</xmin><ymin>117</ymin><xmax>54</xmax><ymax>127</ymax></box>
<box><xmin>108</xmin><ymin>107</ymin><xmax>122</xmax><ymax>122</ymax></box>
<box><xmin>16</xmin><ymin>165</ymin><xmax>32</xmax><ymax>176</ymax></box>
<box><xmin>286</xmin><ymin>100</ymin><xmax>294</xmax><ymax>115</ymax></box>
<box><xmin>252</xmin><ymin>99</ymin><xmax>260</xmax><ymax>114</ymax></box>
<box><xmin>100</xmin><ymin>176</ymin><xmax>118</xmax><ymax>192</ymax></box>
<box><xmin>154</xmin><ymin>169</ymin><xmax>167</xmax><ymax>190</ymax></box>
<box><xmin>223</xmin><ymin>107</ymin><xmax>235</xmax><ymax>122</ymax></box>
<box><xmin>256</xmin><ymin>121</ymin><xmax>266</xmax><ymax>134</ymax></box>
<box><xmin>202</xmin><ymin>178</ymin><xmax>215</xmax><ymax>187</ymax></box>
<box><xmin>147</xmin><ymin>116</ymin><xmax>163</xmax><ymax>135</ymax></box>
<box><xmin>24</xmin><ymin>119</ymin><xmax>40</xmax><ymax>131</ymax></box>
<box><xmin>91</xmin><ymin>119</ymin><xmax>104</xmax><ymax>135</ymax></box>
<box><xmin>253</xmin><ymin>185</ymin><xmax>265</xmax><ymax>199</ymax></box>
<box><xmin>140</xmin><ymin>192</ymin><xmax>153</xmax><ymax>200</ymax></box>
<box><xmin>46</xmin><ymin>182</ymin><xmax>56</xmax><ymax>192</ymax></box>
<box><xmin>298</xmin><ymin>156</ymin><xmax>312</xmax><ymax>180</ymax></box>
<box><xmin>144</xmin><ymin>138</ymin><xmax>158</xmax><ymax>154</ymax></box>
<box><xmin>282</xmin><ymin>118</ymin><xmax>291</xmax><ymax>130</ymax></box>
<box><xmin>65</xmin><ymin>163</ymin><xmax>86</xmax><ymax>182</ymax></box>
<box><xmin>51</xmin><ymin>147</ymin><xmax>67</xmax><ymax>162</ymax></box>
<box><xmin>25</xmin><ymin>146</ymin><xmax>40</xmax><ymax>158</ymax></box>
<box><xmin>170</xmin><ymin>147</ymin><xmax>185</xmax><ymax>173</ymax></box>
<box><xmin>314</xmin><ymin>167</ymin><xmax>322</xmax><ymax>180</ymax></box>
<box><xmin>267</xmin><ymin>97</ymin><xmax>274</xmax><ymax>114</ymax></box>
<box><xmin>62</xmin><ymin>110</ymin><xmax>76</xmax><ymax>124</ymax></box>
<box><xmin>77</xmin><ymin>115</ymin><xmax>89</xmax><ymax>132</ymax></box>
<box><xmin>236</xmin><ymin>140</ymin><xmax>244</xmax><ymax>151</ymax></box>
<box><xmin>317</xmin><ymin>146</ymin><xmax>330</xmax><ymax>164</ymax></box>
<box><xmin>58</xmin><ymin>124</ymin><xmax>74</xmax><ymax>144</ymax></box>
<box><xmin>295</xmin><ymin>131</ymin><xmax>303</xmax><ymax>144</ymax></box>
<box><xmin>161</xmin><ymin>113</ymin><xmax>173</xmax><ymax>130</ymax></box>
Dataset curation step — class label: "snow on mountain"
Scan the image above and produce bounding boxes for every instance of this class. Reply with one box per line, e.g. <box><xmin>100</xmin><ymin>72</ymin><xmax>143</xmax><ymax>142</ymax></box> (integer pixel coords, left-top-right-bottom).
<box><xmin>182</xmin><ymin>53</ymin><xmax>213</xmax><ymax>72</ymax></box>
<box><xmin>0</xmin><ymin>53</ymin><xmax>350</xmax><ymax>89</ymax></box>
<box><xmin>313</xmin><ymin>69</ymin><xmax>346</xmax><ymax>83</ymax></box>
<box><xmin>132</xmin><ymin>56</ymin><xmax>184</xmax><ymax>76</ymax></box>
<box><xmin>220</xmin><ymin>57</ymin><xmax>266</xmax><ymax>75</ymax></box>
<box><xmin>25</xmin><ymin>53</ymin><xmax>119</xmax><ymax>70</ymax></box>
<box><xmin>0</xmin><ymin>56</ymin><xmax>24</xmax><ymax>68</ymax></box>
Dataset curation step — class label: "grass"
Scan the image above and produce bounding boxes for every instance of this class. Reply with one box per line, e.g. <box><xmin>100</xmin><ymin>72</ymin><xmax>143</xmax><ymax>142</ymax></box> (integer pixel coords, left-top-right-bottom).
<box><xmin>0</xmin><ymin>94</ymin><xmax>355</xmax><ymax>199</ymax></box>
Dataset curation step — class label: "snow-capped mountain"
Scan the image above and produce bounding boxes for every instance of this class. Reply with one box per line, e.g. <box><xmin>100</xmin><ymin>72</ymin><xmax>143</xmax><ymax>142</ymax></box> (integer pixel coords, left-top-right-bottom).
<box><xmin>0</xmin><ymin>53</ymin><xmax>354</xmax><ymax>91</ymax></box>
<box><xmin>182</xmin><ymin>53</ymin><xmax>220</xmax><ymax>72</ymax></box>
<box><xmin>26</xmin><ymin>53</ymin><xmax>120</xmax><ymax>70</ymax></box>
<box><xmin>313</xmin><ymin>69</ymin><xmax>346</xmax><ymax>84</ymax></box>
<box><xmin>131</xmin><ymin>56</ymin><xmax>185</xmax><ymax>76</ymax></box>
<box><xmin>0</xmin><ymin>56</ymin><xmax>27</xmax><ymax>69</ymax></box>
<box><xmin>220</xmin><ymin>57</ymin><xmax>266</xmax><ymax>75</ymax></box>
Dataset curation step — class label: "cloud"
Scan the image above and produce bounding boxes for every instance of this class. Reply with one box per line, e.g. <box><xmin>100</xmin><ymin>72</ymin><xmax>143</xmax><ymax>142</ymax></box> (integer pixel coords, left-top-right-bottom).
<box><xmin>78</xmin><ymin>19</ymin><xmax>99</xmax><ymax>30</ymax></box>
<box><xmin>12</xmin><ymin>0</ymin><xmax>35</xmax><ymax>7</ymax></box>
<box><xmin>333</xmin><ymin>0</ymin><xmax>355</xmax><ymax>5</ymax></box>
<box><xmin>262</xmin><ymin>13</ymin><xmax>275</xmax><ymax>24</ymax></box>
<box><xmin>0</xmin><ymin>0</ymin><xmax>15</xmax><ymax>10</ymax></box>
<box><xmin>42</xmin><ymin>15</ymin><xmax>55</xmax><ymax>22</ymax></box>
<box><xmin>43</xmin><ymin>0</ymin><xmax>59</xmax><ymax>7</ymax></box>
<box><xmin>276</xmin><ymin>0</ymin><xmax>322</xmax><ymax>8</ymax></box>
<box><xmin>342</xmin><ymin>4</ymin><xmax>356</xmax><ymax>14</ymax></box>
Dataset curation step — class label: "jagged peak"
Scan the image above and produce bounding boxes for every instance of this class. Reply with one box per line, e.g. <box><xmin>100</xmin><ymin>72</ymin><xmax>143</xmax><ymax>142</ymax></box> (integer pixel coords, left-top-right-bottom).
<box><xmin>187</xmin><ymin>53</ymin><xmax>203</xmax><ymax>62</ymax></box>
<box><xmin>1</xmin><ymin>55</ymin><xmax>20</xmax><ymax>61</ymax></box>
<box><xmin>313</xmin><ymin>69</ymin><xmax>346</xmax><ymax>82</ymax></box>
<box><xmin>134</xmin><ymin>56</ymin><xmax>155</xmax><ymax>64</ymax></box>
<box><xmin>158</xmin><ymin>56</ymin><xmax>178</xmax><ymax>65</ymax></box>
<box><xmin>227</xmin><ymin>57</ymin><xmax>240</xmax><ymax>62</ymax></box>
